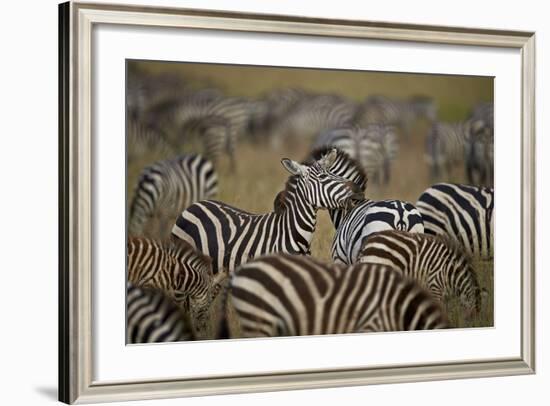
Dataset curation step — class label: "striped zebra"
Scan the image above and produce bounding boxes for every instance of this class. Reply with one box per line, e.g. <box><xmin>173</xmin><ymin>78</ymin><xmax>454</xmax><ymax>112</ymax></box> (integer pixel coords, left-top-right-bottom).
<box><xmin>331</xmin><ymin>199</ymin><xmax>424</xmax><ymax>265</ymax></box>
<box><xmin>424</xmin><ymin>121</ymin><xmax>470</xmax><ymax>180</ymax></box>
<box><xmin>355</xmin><ymin>95</ymin><xmax>437</xmax><ymax>138</ymax></box>
<box><xmin>270</xmin><ymin>94</ymin><xmax>357</xmax><ymax>147</ymax></box>
<box><xmin>127</xmin><ymin>237</ymin><xmax>227</xmax><ymax>335</ymax></box>
<box><xmin>128</xmin><ymin>154</ymin><xmax>218</xmax><ymax>238</ymax></box>
<box><xmin>127</xmin><ymin>119</ymin><xmax>173</xmax><ymax>162</ymax></box>
<box><xmin>466</xmin><ymin>103</ymin><xmax>494</xmax><ymax>186</ymax></box>
<box><xmin>416</xmin><ymin>183</ymin><xmax>494</xmax><ymax>258</ymax></box>
<box><xmin>358</xmin><ymin>230</ymin><xmax>483</xmax><ymax>318</ymax></box>
<box><xmin>313</xmin><ymin>124</ymin><xmax>398</xmax><ymax>185</ymax></box>
<box><xmin>171</xmin><ymin>148</ymin><xmax>364</xmax><ymax>274</ymax></box>
<box><xmin>127</xmin><ymin>282</ymin><xmax>195</xmax><ymax>343</ymax></box>
<box><xmin>219</xmin><ymin>254</ymin><xmax>447</xmax><ymax>338</ymax></box>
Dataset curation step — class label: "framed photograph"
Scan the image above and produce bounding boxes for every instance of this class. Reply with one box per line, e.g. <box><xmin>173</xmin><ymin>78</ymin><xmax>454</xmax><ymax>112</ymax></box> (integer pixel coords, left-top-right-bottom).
<box><xmin>59</xmin><ymin>1</ymin><xmax>535</xmax><ymax>404</ymax></box>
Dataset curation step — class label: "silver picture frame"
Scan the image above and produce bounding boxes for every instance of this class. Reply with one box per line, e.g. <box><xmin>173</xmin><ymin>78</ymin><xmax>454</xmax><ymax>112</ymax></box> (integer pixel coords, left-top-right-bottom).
<box><xmin>58</xmin><ymin>1</ymin><xmax>536</xmax><ymax>403</ymax></box>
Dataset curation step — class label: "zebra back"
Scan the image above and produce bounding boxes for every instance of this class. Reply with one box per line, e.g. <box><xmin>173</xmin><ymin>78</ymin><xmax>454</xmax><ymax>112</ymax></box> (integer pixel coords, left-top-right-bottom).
<box><xmin>358</xmin><ymin>230</ymin><xmax>482</xmax><ymax>316</ymax></box>
<box><xmin>128</xmin><ymin>154</ymin><xmax>218</xmax><ymax>237</ymax></box>
<box><xmin>416</xmin><ymin>183</ymin><xmax>494</xmax><ymax>258</ymax></box>
<box><xmin>221</xmin><ymin>254</ymin><xmax>447</xmax><ymax>338</ymax></box>
<box><xmin>331</xmin><ymin>199</ymin><xmax>425</xmax><ymax>264</ymax></box>
<box><xmin>127</xmin><ymin>283</ymin><xmax>195</xmax><ymax>343</ymax></box>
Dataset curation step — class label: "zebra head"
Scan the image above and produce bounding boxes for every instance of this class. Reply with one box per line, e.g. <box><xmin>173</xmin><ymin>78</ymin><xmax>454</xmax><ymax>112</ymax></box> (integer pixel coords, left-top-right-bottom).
<box><xmin>281</xmin><ymin>148</ymin><xmax>364</xmax><ymax>210</ymax></box>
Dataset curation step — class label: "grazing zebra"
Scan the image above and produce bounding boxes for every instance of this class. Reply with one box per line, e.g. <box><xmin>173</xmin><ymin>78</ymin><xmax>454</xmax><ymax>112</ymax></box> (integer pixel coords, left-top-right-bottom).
<box><xmin>416</xmin><ymin>183</ymin><xmax>494</xmax><ymax>258</ymax></box>
<box><xmin>127</xmin><ymin>119</ymin><xmax>172</xmax><ymax>162</ymax></box>
<box><xmin>358</xmin><ymin>230</ymin><xmax>483</xmax><ymax>318</ymax></box>
<box><xmin>128</xmin><ymin>154</ymin><xmax>218</xmax><ymax>238</ymax></box>
<box><xmin>331</xmin><ymin>199</ymin><xmax>424</xmax><ymax>265</ymax></box>
<box><xmin>171</xmin><ymin>148</ymin><xmax>364</xmax><ymax>274</ymax></box>
<box><xmin>127</xmin><ymin>237</ymin><xmax>226</xmax><ymax>335</ymax></box>
<box><xmin>355</xmin><ymin>95</ymin><xmax>437</xmax><ymax>138</ymax></box>
<box><xmin>313</xmin><ymin>124</ymin><xmax>398</xmax><ymax>185</ymax></box>
<box><xmin>270</xmin><ymin>94</ymin><xmax>357</xmax><ymax>147</ymax></box>
<box><xmin>127</xmin><ymin>283</ymin><xmax>195</xmax><ymax>343</ymax></box>
<box><xmin>424</xmin><ymin>121</ymin><xmax>470</xmax><ymax>180</ymax></box>
<box><xmin>219</xmin><ymin>254</ymin><xmax>447</xmax><ymax>338</ymax></box>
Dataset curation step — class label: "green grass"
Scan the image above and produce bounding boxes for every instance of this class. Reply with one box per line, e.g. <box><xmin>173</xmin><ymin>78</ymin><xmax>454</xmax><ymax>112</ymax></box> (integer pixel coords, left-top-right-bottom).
<box><xmin>127</xmin><ymin>61</ymin><xmax>494</xmax><ymax>334</ymax></box>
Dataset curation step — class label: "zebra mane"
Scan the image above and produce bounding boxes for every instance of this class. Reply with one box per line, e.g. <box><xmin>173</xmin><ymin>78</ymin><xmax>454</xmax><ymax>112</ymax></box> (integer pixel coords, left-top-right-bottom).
<box><xmin>273</xmin><ymin>175</ymin><xmax>300</xmax><ymax>215</ymax></box>
<box><xmin>306</xmin><ymin>146</ymin><xmax>368</xmax><ymax>192</ymax></box>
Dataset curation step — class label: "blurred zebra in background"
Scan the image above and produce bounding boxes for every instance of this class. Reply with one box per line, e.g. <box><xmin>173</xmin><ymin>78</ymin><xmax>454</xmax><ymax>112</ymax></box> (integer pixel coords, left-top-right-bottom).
<box><xmin>127</xmin><ymin>283</ymin><xmax>195</xmax><ymax>343</ymax></box>
<box><xmin>171</xmin><ymin>149</ymin><xmax>364</xmax><ymax>274</ymax></box>
<box><xmin>218</xmin><ymin>254</ymin><xmax>447</xmax><ymax>338</ymax></box>
<box><xmin>359</xmin><ymin>230</ymin><xmax>483</xmax><ymax>318</ymax></box>
<box><xmin>270</xmin><ymin>94</ymin><xmax>357</xmax><ymax>147</ymax></box>
<box><xmin>424</xmin><ymin>120</ymin><xmax>471</xmax><ymax>180</ymax></box>
<box><xmin>355</xmin><ymin>94</ymin><xmax>437</xmax><ymax>139</ymax></box>
<box><xmin>128</xmin><ymin>154</ymin><xmax>218</xmax><ymax>239</ymax></box>
<box><xmin>466</xmin><ymin>102</ymin><xmax>494</xmax><ymax>186</ymax></box>
<box><xmin>331</xmin><ymin>199</ymin><xmax>424</xmax><ymax>264</ymax></box>
<box><xmin>127</xmin><ymin>119</ymin><xmax>173</xmax><ymax>162</ymax></box>
<box><xmin>127</xmin><ymin>237</ymin><xmax>226</xmax><ymax>335</ymax></box>
<box><xmin>313</xmin><ymin>124</ymin><xmax>398</xmax><ymax>185</ymax></box>
<box><xmin>416</xmin><ymin>183</ymin><xmax>494</xmax><ymax>258</ymax></box>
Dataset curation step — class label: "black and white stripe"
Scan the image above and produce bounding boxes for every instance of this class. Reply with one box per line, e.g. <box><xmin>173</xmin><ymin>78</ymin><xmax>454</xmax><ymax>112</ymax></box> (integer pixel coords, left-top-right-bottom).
<box><xmin>313</xmin><ymin>124</ymin><xmax>398</xmax><ymax>185</ymax></box>
<box><xmin>358</xmin><ymin>230</ymin><xmax>482</xmax><ymax>317</ymax></box>
<box><xmin>127</xmin><ymin>119</ymin><xmax>173</xmax><ymax>162</ymax></box>
<box><xmin>220</xmin><ymin>254</ymin><xmax>447</xmax><ymax>338</ymax></box>
<box><xmin>127</xmin><ymin>237</ymin><xmax>226</xmax><ymax>335</ymax></box>
<box><xmin>128</xmin><ymin>154</ymin><xmax>218</xmax><ymax>237</ymax></box>
<box><xmin>416</xmin><ymin>183</ymin><xmax>494</xmax><ymax>258</ymax></box>
<box><xmin>127</xmin><ymin>282</ymin><xmax>195</xmax><ymax>343</ymax></box>
<box><xmin>171</xmin><ymin>149</ymin><xmax>364</xmax><ymax>274</ymax></box>
<box><xmin>331</xmin><ymin>199</ymin><xmax>425</xmax><ymax>264</ymax></box>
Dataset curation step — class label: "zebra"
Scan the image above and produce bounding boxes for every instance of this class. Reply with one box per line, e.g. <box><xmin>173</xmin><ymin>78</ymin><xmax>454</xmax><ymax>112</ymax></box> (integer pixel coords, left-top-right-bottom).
<box><xmin>313</xmin><ymin>124</ymin><xmax>399</xmax><ymax>185</ymax></box>
<box><xmin>126</xmin><ymin>118</ymin><xmax>173</xmax><ymax>163</ymax></box>
<box><xmin>424</xmin><ymin>120</ymin><xmax>471</xmax><ymax>180</ymax></box>
<box><xmin>331</xmin><ymin>199</ymin><xmax>425</xmax><ymax>265</ymax></box>
<box><xmin>218</xmin><ymin>254</ymin><xmax>447</xmax><ymax>338</ymax></box>
<box><xmin>358</xmin><ymin>230</ymin><xmax>483</xmax><ymax>319</ymax></box>
<box><xmin>466</xmin><ymin>102</ymin><xmax>494</xmax><ymax>186</ymax></box>
<box><xmin>127</xmin><ymin>236</ymin><xmax>227</xmax><ymax>335</ymax></box>
<box><xmin>127</xmin><ymin>282</ymin><xmax>195</xmax><ymax>343</ymax></box>
<box><xmin>171</xmin><ymin>148</ymin><xmax>364</xmax><ymax>274</ymax></box>
<box><xmin>416</xmin><ymin>183</ymin><xmax>494</xmax><ymax>258</ymax></box>
<box><xmin>305</xmin><ymin>147</ymin><xmax>368</xmax><ymax>230</ymax></box>
<box><xmin>355</xmin><ymin>94</ymin><xmax>437</xmax><ymax>139</ymax></box>
<box><xmin>270</xmin><ymin>94</ymin><xmax>357</xmax><ymax>147</ymax></box>
<box><xmin>128</xmin><ymin>154</ymin><xmax>218</xmax><ymax>238</ymax></box>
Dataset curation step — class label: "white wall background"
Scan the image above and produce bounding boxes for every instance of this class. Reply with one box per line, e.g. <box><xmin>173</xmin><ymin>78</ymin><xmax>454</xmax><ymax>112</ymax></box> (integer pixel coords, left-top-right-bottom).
<box><xmin>0</xmin><ymin>0</ymin><xmax>546</xmax><ymax>404</ymax></box>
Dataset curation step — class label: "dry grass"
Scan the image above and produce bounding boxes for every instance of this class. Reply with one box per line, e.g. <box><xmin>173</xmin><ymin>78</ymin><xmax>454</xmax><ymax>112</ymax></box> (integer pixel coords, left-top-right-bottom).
<box><xmin>127</xmin><ymin>61</ymin><xmax>494</xmax><ymax>334</ymax></box>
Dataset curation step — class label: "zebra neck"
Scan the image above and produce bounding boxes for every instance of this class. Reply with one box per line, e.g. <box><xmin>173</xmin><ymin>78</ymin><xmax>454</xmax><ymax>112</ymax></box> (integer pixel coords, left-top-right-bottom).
<box><xmin>277</xmin><ymin>183</ymin><xmax>318</xmax><ymax>252</ymax></box>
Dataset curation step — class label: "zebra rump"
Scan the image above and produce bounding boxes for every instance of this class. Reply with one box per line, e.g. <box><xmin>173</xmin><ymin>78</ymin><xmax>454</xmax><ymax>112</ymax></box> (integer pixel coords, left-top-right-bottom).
<box><xmin>331</xmin><ymin>199</ymin><xmax>425</xmax><ymax>264</ymax></box>
<box><xmin>128</xmin><ymin>154</ymin><xmax>218</xmax><ymax>237</ymax></box>
<box><xmin>416</xmin><ymin>182</ymin><xmax>494</xmax><ymax>258</ymax></box>
<box><xmin>220</xmin><ymin>254</ymin><xmax>447</xmax><ymax>338</ymax></box>
<box><xmin>358</xmin><ymin>230</ymin><xmax>482</xmax><ymax>318</ymax></box>
<box><xmin>127</xmin><ymin>283</ymin><xmax>195</xmax><ymax>343</ymax></box>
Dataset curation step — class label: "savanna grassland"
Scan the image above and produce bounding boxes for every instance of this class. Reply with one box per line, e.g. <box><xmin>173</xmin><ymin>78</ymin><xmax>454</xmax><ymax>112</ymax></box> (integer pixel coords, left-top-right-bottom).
<box><xmin>127</xmin><ymin>60</ymin><xmax>493</xmax><ymax>330</ymax></box>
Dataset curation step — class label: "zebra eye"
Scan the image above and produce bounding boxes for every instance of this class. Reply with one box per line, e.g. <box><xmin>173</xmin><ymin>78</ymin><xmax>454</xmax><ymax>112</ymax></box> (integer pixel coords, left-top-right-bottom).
<box><xmin>319</xmin><ymin>173</ymin><xmax>329</xmax><ymax>180</ymax></box>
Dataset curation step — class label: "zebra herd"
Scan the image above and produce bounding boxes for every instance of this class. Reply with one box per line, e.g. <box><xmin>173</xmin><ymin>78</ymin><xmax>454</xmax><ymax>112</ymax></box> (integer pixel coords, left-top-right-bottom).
<box><xmin>126</xmin><ymin>69</ymin><xmax>494</xmax><ymax>343</ymax></box>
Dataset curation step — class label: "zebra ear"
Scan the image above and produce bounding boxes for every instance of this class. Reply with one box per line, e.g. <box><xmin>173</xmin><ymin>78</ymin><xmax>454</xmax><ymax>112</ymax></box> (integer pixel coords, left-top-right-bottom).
<box><xmin>319</xmin><ymin>148</ymin><xmax>338</xmax><ymax>169</ymax></box>
<box><xmin>281</xmin><ymin>158</ymin><xmax>307</xmax><ymax>176</ymax></box>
